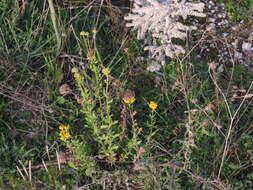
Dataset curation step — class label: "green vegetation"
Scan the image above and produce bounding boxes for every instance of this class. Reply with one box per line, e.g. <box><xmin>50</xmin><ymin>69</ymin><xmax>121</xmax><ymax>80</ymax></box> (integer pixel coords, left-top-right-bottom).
<box><xmin>0</xmin><ymin>0</ymin><xmax>253</xmax><ymax>189</ymax></box>
<box><xmin>219</xmin><ymin>0</ymin><xmax>253</xmax><ymax>21</ymax></box>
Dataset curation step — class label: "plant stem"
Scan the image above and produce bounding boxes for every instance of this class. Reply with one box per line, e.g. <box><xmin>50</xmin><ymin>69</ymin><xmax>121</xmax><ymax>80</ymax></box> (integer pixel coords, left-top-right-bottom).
<box><xmin>47</xmin><ymin>0</ymin><xmax>61</xmax><ymax>54</ymax></box>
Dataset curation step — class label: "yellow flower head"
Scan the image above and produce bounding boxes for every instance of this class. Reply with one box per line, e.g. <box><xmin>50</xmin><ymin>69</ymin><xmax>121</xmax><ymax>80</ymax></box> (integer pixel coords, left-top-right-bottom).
<box><xmin>59</xmin><ymin>125</ymin><xmax>70</xmax><ymax>131</ymax></box>
<box><xmin>123</xmin><ymin>97</ymin><xmax>136</xmax><ymax>104</ymax></box>
<box><xmin>122</xmin><ymin>89</ymin><xmax>135</xmax><ymax>104</ymax></box>
<box><xmin>92</xmin><ymin>29</ymin><xmax>97</xmax><ymax>34</ymax></box>
<box><xmin>60</xmin><ymin>131</ymin><xmax>71</xmax><ymax>141</ymax></box>
<box><xmin>59</xmin><ymin>125</ymin><xmax>71</xmax><ymax>141</ymax></box>
<box><xmin>74</xmin><ymin>73</ymin><xmax>84</xmax><ymax>80</ymax></box>
<box><xmin>71</xmin><ymin>67</ymin><xmax>79</xmax><ymax>73</ymax></box>
<box><xmin>102</xmin><ymin>68</ymin><xmax>110</xmax><ymax>76</ymax></box>
<box><xmin>148</xmin><ymin>101</ymin><xmax>158</xmax><ymax>110</ymax></box>
<box><xmin>80</xmin><ymin>31</ymin><xmax>89</xmax><ymax>36</ymax></box>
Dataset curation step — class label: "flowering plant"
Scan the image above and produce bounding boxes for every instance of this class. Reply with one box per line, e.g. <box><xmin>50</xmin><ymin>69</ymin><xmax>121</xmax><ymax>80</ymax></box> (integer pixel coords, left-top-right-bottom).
<box><xmin>125</xmin><ymin>0</ymin><xmax>206</xmax><ymax>71</ymax></box>
<box><xmin>59</xmin><ymin>125</ymin><xmax>71</xmax><ymax>141</ymax></box>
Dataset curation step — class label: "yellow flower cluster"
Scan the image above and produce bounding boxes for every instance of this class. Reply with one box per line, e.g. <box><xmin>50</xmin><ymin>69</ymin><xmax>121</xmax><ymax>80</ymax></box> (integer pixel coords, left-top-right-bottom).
<box><xmin>59</xmin><ymin>125</ymin><xmax>71</xmax><ymax>141</ymax></box>
<box><xmin>72</xmin><ymin>67</ymin><xmax>84</xmax><ymax>81</ymax></box>
<box><xmin>148</xmin><ymin>101</ymin><xmax>158</xmax><ymax>110</ymax></box>
<box><xmin>74</xmin><ymin>73</ymin><xmax>84</xmax><ymax>80</ymax></box>
<box><xmin>102</xmin><ymin>68</ymin><xmax>110</xmax><ymax>76</ymax></box>
<box><xmin>71</xmin><ymin>67</ymin><xmax>79</xmax><ymax>73</ymax></box>
<box><xmin>80</xmin><ymin>29</ymin><xmax>96</xmax><ymax>37</ymax></box>
<box><xmin>80</xmin><ymin>31</ymin><xmax>89</xmax><ymax>36</ymax></box>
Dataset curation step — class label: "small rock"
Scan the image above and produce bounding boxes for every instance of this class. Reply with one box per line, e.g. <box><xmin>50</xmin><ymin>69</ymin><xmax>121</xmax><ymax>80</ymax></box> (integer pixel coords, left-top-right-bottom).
<box><xmin>222</xmin><ymin>33</ymin><xmax>228</xmax><ymax>37</ymax></box>
<box><xmin>217</xmin><ymin>22</ymin><xmax>222</xmax><ymax>26</ymax></box>
<box><xmin>232</xmin><ymin>39</ymin><xmax>238</xmax><ymax>48</ymax></box>
<box><xmin>206</xmin><ymin>23</ymin><xmax>215</xmax><ymax>31</ymax></box>
<box><xmin>223</xmin><ymin>20</ymin><xmax>229</xmax><ymax>25</ymax></box>
<box><xmin>208</xmin><ymin>18</ymin><xmax>216</xmax><ymax>23</ymax></box>
<box><xmin>234</xmin><ymin>51</ymin><xmax>242</xmax><ymax>59</ymax></box>
<box><xmin>248</xmin><ymin>32</ymin><xmax>253</xmax><ymax>41</ymax></box>
<box><xmin>218</xmin><ymin>14</ymin><xmax>223</xmax><ymax>18</ymax></box>
<box><xmin>242</xmin><ymin>42</ymin><xmax>252</xmax><ymax>52</ymax></box>
<box><xmin>232</xmin><ymin>25</ymin><xmax>239</xmax><ymax>31</ymax></box>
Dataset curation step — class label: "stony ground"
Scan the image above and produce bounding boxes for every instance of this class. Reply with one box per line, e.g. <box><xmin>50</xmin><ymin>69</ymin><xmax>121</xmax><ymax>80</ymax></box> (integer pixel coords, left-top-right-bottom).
<box><xmin>193</xmin><ymin>0</ymin><xmax>253</xmax><ymax>70</ymax></box>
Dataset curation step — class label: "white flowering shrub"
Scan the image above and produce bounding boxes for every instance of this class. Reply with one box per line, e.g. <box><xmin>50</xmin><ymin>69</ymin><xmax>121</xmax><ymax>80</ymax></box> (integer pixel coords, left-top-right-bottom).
<box><xmin>125</xmin><ymin>0</ymin><xmax>206</xmax><ymax>71</ymax></box>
